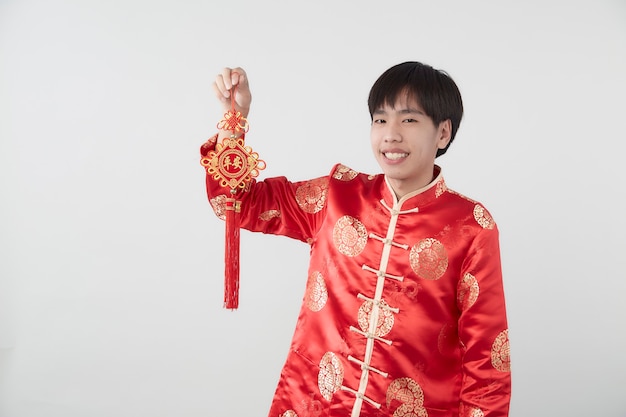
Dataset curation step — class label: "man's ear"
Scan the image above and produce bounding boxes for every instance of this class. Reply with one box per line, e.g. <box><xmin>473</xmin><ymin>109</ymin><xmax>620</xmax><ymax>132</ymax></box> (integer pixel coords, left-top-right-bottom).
<box><xmin>437</xmin><ymin>119</ymin><xmax>452</xmax><ymax>149</ymax></box>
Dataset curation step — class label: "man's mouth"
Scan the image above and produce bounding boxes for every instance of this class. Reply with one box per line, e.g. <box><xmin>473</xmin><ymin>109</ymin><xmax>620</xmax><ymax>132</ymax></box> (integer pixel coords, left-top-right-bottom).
<box><xmin>383</xmin><ymin>152</ymin><xmax>408</xmax><ymax>160</ymax></box>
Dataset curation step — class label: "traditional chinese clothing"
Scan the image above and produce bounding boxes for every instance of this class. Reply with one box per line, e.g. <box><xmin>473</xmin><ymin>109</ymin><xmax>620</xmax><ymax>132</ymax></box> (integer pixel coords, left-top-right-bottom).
<box><xmin>201</xmin><ymin>138</ymin><xmax>511</xmax><ymax>417</ymax></box>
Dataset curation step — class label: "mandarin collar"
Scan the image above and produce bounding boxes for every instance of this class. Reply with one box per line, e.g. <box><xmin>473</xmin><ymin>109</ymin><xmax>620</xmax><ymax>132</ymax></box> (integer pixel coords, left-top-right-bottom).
<box><xmin>381</xmin><ymin>165</ymin><xmax>446</xmax><ymax>211</ymax></box>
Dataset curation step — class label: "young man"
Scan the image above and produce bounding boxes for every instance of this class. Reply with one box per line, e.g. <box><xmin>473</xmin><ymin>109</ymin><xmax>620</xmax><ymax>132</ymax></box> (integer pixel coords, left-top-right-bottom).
<box><xmin>201</xmin><ymin>62</ymin><xmax>511</xmax><ymax>417</ymax></box>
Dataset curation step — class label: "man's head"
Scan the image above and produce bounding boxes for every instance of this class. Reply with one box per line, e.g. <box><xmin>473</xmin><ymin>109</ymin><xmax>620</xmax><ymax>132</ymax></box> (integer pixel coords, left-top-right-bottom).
<box><xmin>368</xmin><ymin>61</ymin><xmax>463</xmax><ymax>158</ymax></box>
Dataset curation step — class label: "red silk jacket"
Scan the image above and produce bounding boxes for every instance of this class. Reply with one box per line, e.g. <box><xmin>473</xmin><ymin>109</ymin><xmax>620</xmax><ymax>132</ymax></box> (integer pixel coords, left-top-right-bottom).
<box><xmin>201</xmin><ymin>139</ymin><xmax>511</xmax><ymax>417</ymax></box>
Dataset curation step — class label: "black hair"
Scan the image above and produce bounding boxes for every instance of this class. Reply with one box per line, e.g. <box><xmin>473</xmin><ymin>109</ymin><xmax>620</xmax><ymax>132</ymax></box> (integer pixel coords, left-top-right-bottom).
<box><xmin>368</xmin><ymin>61</ymin><xmax>463</xmax><ymax>157</ymax></box>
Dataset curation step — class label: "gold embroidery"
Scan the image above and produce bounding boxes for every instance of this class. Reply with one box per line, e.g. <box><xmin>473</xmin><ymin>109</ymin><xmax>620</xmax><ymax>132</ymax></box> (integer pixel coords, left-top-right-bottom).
<box><xmin>473</xmin><ymin>205</ymin><xmax>495</xmax><ymax>229</ymax></box>
<box><xmin>281</xmin><ymin>411</ymin><xmax>298</xmax><ymax>417</ymax></box>
<box><xmin>358</xmin><ymin>299</ymin><xmax>394</xmax><ymax>337</ymax></box>
<box><xmin>386</xmin><ymin>378</ymin><xmax>427</xmax><ymax>417</ymax></box>
<box><xmin>318</xmin><ymin>352</ymin><xmax>344</xmax><ymax>401</ymax></box>
<box><xmin>409</xmin><ymin>238</ymin><xmax>448</xmax><ymax>280</ymax></box>
<box><xmin>305</xmin><ymin>271</ymin><xmax>328</xmax><ymax>312</ymax></box>
<box><xmin>435</xmin><ymin>178</ymin><xmax>447</xmax><ymax>197</ymax></box>
<box><xmin>491</xmin><ymin>329</ymin><xmax>511</xmax><ymax>372</ymax></box>
<box><xmin>259</xmin><ymin>209</ymin><xmax>281</xmax><ymax>221</ymax></box>
<box><xmin>459</xmin><ymin>403</ymin><xmax>484</xmax><ymax>417</ymax></box>
<box><xmin>393</xmin><ymin>404</ymin><xmax>428</xmax><ymax>417</ymax></box>
<box><xmin>296</xmin><ymin>178</ymin><xmax>329</xmax><ymax>214</ymax></box>
<box><xmin>332</xmin><ymin>164</ymin><xmax>358</xmax><ymax>181</ymax></box>
<box><xmin>209</xmin><ymin>195</ymin><xmax>228</xmax><ymax>220</ymax></box>
<box><xmin>333</xmin><ymin>216</ymin><xmax>368</xmax><ymax>257</ymax></box>
<box><xmin>457</xmin><ymin>273</ymin><xmax>479</xmax><ymax>311</ymax></box>
<box><xmin>296</xmin><ymin>394</ymin><xmax>323</xmax><ymax>417</ymax></box>
<box><xmin>437</xmin><ymin>322</ymin><xmax>457</xmax><ymax>355</ymax></box>
<box><xmin>201</xmin><ymin>136</ymin><xmax>264</xmax><ymax>189</ymax></box>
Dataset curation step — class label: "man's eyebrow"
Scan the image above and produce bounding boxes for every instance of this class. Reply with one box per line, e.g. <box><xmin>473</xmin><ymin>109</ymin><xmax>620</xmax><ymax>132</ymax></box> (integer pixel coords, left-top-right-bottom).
<box><xmin>373</xmin><ymin>108</ymin><xmax>425</xmax><ymax>116</ymax></box>
<box><xmin>398</xmin><ymin>108</ymin><xmax>426</xmax><ymax>115</ymax></box>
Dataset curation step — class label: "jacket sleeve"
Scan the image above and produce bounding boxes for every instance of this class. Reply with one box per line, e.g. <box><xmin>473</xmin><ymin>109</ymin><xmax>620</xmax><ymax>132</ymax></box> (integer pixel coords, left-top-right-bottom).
<box><xmin>200</xmin><ymin>136</ymin><xmax>328</xmax><ymax>243</ymax></box>
<box><xmin>457</xmin><ymin>223</ymin><xmax>511</xmax><ymax>417</ymax></box>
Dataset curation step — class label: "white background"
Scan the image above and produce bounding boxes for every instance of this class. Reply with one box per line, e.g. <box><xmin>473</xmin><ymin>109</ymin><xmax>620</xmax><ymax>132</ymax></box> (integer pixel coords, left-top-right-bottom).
<box><xmin>1</xmin><ymin>1</ymin><xmax>625</xmax><ymax>416</ymax></box>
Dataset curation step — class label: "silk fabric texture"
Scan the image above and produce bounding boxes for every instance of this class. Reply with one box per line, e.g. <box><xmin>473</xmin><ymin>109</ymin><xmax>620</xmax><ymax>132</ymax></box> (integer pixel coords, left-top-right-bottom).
<box><xmin>201</xmin><ymin>138</ymin><xmax>511</xmax><ymax>417</ymax></box>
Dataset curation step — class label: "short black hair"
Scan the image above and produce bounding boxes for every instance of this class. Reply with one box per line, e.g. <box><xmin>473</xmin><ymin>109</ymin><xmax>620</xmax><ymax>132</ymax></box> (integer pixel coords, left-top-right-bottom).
<box><xmin>368</xmin><ymin>61</ymin><xmax>463</xmax><ymax>157</ymax></box>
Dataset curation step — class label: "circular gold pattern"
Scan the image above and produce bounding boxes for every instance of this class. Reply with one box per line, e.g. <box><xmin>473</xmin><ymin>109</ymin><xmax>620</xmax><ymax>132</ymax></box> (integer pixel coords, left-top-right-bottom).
<box><xmin>297</xmin><ymin>398</ymin><xmax>322</xmax><ymax>417</ymax></box>
<box><xmin>393</xmin><ymin>404</ymin><xmax>429</xmax><ymax>417</ymax></box>
<box><xmin>358</xmin><ymin>299</ymin><xmax>395</xmax><ymax>337</ymax></box>
<box><xmin>332</xmin><ymin>164</ymin><xmax>358</xmax><ymax>181</ymax></box>
<box><xmin>491</xmin><ymin>329</ymin><xmax>511</xmax><ymax>372</ymax></box>
<box><xmin>473</xmin><ymin>205</ymin><xmax>495</xmax><ymax>229</ymax></box>
<box><xmin>259</xmin><ymin>209</ymin><xmax>281</xmax><ymax>221</ymax></box>
<box><xmin>437</xmin><ymin>322</ymin><xmax>457</xmax><ymax>355</ymax></box>
<box><xmin>459</xmin><ymin>403</ymin><xmax>484</xmax><ymax>417</ymax></box>
<box><xmin>305</xmin><ymin>271</ymin><xmax>328</xmax><ymax>312</ymax></box>
<box><xmin>218</xmin><ymin>148</ymin><xmax>247</xmax><ymax>177</ymax></box>
<box><xmin>409</xmin><ymin>238</ymin><xmax>448</xmax><ymax>280</ymax></box>
<box><xmin>209</xmin><ymin>195</ymin><xmax>228</xmax><ymax>220</ymax></box>
<box><xmin>333</xmin><ymin>216</ymin><xmax>368</xmax><ymax>257</ymax></box>
<box><xmin>318</xmin><ymin>352</ymin><xmax>344</xmax><ymax>401</ymax></box>
<box><xmin>281</xmin><ymin>411</ymin><xmax>298</xmax><ymax>417</ymax></box>
<box><xmin>457</xmin><ymin>273</ymin><xmax>480</xmax><ymax>311</ymax></box>
<box><xmin>296</xmin><ymin>178</ymin><xmax>329</xmax><ymax>214</ymax></box>
<box><xmin>386</xmin><ymin>378</ymin><xmax>427</xmax><ymax>417</ymax></box>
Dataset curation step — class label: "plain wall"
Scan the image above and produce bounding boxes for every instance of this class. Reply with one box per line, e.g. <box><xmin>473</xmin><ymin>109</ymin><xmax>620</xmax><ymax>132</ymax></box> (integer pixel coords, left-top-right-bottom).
<box><xmin>1</xmin><ymin>0</ymin><xmax>625</xmax><ymax>416</ymax></box>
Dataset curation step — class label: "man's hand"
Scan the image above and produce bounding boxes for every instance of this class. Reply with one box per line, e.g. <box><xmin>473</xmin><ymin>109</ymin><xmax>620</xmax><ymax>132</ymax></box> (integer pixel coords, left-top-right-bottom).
<box><xmin>213</xmin><ymin>67</ymin><xmax>251</xmax><ymax>119</ymax></box>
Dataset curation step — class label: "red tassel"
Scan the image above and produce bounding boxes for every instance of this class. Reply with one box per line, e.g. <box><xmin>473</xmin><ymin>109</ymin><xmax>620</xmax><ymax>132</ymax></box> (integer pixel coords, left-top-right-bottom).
<box><xmin>224</xmin><ymin>197</ymin><xmax>240</xmax><ymax>309</ymax></box>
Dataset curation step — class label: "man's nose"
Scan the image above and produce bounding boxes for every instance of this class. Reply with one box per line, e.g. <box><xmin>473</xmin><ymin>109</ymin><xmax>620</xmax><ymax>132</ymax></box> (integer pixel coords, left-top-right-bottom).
<box><xmin>383</xmin><ymin>123</ymin><xmax>402</xmax><ymax>142</ymax></box>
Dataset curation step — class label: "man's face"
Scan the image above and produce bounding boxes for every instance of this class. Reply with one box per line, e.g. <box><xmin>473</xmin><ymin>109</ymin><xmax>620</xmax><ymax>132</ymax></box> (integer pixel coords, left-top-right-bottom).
<box><xmin>370</xmin><ymin>94</ymin><xmax>451</xmax><ymax>198</ymax></box>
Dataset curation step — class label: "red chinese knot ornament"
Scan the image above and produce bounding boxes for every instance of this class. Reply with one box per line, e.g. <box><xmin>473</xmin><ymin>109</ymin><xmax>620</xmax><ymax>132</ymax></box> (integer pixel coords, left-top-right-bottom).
<box><xmin>200</xmin><ymin>87</ymin><xmax>265</xmax><ymax>309</ymax></box>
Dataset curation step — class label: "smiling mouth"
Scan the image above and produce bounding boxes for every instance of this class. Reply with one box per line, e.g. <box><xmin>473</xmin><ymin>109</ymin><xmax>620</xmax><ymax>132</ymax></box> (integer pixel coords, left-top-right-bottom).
<box><xmin>383</xmin><ymin>152</ymin><xmax>408</xmax><ymax>160</ymax></box>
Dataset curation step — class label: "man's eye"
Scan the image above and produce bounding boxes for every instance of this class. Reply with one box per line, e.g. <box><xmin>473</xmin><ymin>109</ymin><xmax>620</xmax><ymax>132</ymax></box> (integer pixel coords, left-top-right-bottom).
<box><xmin>403</xmin><ymin>118</ymin><xmax>417</xmax><ymax>123</ymax></box>
<box><xmin>374</xmin><ymin>119</ymin><xmax>386</xmax><ymax>124</ymax></box>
